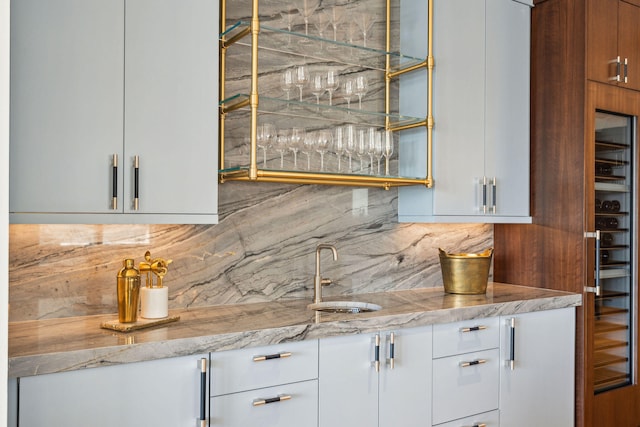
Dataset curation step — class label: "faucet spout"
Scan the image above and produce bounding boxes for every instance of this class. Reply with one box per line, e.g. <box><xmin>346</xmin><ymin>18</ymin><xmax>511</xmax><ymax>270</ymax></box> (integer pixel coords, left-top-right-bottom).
<box><xmin>314</xmin><ymin>244</ymin><xmax>338</xmax><ymax>304</ymax></box>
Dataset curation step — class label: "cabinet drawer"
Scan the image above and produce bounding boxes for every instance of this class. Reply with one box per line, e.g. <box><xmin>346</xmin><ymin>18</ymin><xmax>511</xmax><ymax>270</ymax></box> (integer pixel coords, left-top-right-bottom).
<box><xmin>432</xmin><ymin>349</ymin><xmax>499</xmax><ymax>425</ymax></box>
<box><xmin>433</xmin><ymin>317</ymin><xmax>499</xmax><ymax>358</ymax></box>
<box><xmin>435</xmin><ymin>409</ymin><xmax>499</xmax><ymax>427</ymax></box>
<box><xmin>210</xmin><ymin>379</ymin><xmax>318</xmax><ymax>427</ymax></box>
<box><xmin>210</xmin><ymin>340</ymin><xmax>318</xmax><ymax>396</ymax></box>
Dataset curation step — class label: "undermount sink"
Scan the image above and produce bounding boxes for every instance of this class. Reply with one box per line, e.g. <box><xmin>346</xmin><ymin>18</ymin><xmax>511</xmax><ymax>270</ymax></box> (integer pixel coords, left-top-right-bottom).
<box><xmin>308</xmin><ymin>301</ymin><xmax>382</xmax><ymax>314</ymax></box>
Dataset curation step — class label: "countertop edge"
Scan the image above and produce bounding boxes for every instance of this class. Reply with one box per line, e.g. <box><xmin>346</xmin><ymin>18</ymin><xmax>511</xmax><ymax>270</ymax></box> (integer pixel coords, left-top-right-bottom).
<box><xmin>8</xmin><ymin>285</ymin><xmax>582</xmax><ymax>378</ymax></box>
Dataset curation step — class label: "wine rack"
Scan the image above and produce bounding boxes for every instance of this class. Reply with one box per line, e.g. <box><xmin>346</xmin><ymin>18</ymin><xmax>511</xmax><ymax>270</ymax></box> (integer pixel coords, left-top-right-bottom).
<box><xmin>593</xmin><ymin>111</ymin><xmax>634</xmax><ymax>393</ymax></box>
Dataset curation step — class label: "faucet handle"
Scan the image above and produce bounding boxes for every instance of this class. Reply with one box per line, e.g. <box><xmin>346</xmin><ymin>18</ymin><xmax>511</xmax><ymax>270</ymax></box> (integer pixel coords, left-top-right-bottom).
<box><xmin>321</xmin><ymin>278</ymin><xmax>332</xmax><ymax>286</ymax></box>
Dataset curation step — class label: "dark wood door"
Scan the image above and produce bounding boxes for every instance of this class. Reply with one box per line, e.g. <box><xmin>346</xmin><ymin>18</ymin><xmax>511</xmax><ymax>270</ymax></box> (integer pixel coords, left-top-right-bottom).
<box><xmin>587</xmin><ymin>0</ymin><xmax>619</xmax><ymax>86</ymax></box>
<box><xmin>618</xmin><ymin>1</ymin><xmax>640</xmax><ymax>91</ymax></box>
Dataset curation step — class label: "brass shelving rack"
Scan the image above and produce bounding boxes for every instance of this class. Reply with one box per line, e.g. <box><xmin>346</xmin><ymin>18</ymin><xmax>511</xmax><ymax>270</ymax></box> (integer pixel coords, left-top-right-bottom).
<box><xmin>219</xmin><ymin>0</ymin><xmax>433</xmax><ymax>189</ymax></box>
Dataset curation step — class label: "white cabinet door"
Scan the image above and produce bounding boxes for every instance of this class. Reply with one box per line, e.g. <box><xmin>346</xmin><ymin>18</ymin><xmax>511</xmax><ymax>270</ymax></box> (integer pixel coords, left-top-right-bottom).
<box><xmin>210</xmin><ymin>380</ymin><xmax>318</xmax><ymax>427</ymax></box>
<box><xmin>319</xmin><ymin>333</ymin><xmax>378</xmax><ymax>427</ymax></box>
<box><xmin>124</xmin><ymin>0</ymin><xmax>218</xmax><ymax>220</ymax></box>
<box><xmin>500</xmin><ymin>308</ymin><xmax>575</xmax><ymax>427</ymax></box>
<box><xmin>379</xmin><ymin>328</ymin><xmax>432</xmax><ymax>427</ymax></box>
<box><xmin>10</xmin><ymin>0</ymin><xmax>218</xmax><ymax>224</ymax></box>
<box><xmin>10</xmin><ymin>0</ymin><xmax>124</xmax><ymax>215</ymax></box>
<box><xmin>18</xmin><ymin>354</ymin><xmax>209</xmax><ymax>427</ymax></box>
<box><xmin>398</xmin><ymin>0</ymin><xmax>531</xmax><ymax>223</ymax></box>
<box><xmin>319</xmin><ymin>327</ymin><xmax>432</xmax><ymax>427</ymax></box>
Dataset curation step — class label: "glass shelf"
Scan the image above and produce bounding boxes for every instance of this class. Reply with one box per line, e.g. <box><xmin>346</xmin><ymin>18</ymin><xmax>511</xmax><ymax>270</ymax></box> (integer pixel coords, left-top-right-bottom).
<box><xmin>221</xmin><ymin>21</ymin><xmax>427</xmax><ymax>73</ymax></box>
<box><xmin>220</xmin><ymin>93</ymin><xmax>425</xmax><ymax>130</ymax></box>
<box><xmin>218</xmin><ymin>166</ymin><xmax>428</xmax><ymax>189</ymax></box>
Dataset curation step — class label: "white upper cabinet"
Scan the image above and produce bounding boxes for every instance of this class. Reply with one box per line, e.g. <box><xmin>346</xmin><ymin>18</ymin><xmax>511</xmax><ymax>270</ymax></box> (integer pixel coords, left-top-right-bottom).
<box><xmin>10</xmin><ymin>0</ymin><xmax>218</xmax><ymax>224</ymax></box>
<box><xmin>398</xmin><ymin>0</ymin><xmax>531</xmax><ymax>223</ymax></box>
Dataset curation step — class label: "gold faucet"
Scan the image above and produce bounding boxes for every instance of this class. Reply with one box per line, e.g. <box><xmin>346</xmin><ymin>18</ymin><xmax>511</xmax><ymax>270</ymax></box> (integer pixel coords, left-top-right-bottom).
<box><xmin>139</xmin><ymin>250</ymin><xmax>172</xmax><ymax>288</ymax></box>
<box><xmin>314</xmin><ymin>243</ymin><xmax>338</xmax><ymax>304</ymax></box>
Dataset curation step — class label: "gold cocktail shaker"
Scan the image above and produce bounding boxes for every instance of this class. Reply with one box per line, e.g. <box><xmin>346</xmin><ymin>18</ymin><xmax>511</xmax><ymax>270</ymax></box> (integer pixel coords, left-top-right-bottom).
<box><xmin>117</xmin><ymin>259</ymin><xmax>141</xmax><ymax>323</ymax></box>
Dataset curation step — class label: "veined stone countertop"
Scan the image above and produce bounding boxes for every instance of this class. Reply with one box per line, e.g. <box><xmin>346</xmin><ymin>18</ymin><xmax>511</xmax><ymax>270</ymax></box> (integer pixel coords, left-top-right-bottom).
<box><xmin>8</xmin><ymin>283</ymin><xmax>581</xmax><ymax>378</ymax></box>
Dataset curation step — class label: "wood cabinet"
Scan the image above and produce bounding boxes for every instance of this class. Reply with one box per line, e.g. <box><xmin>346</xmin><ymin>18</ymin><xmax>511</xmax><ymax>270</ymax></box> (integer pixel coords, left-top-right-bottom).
<box><xmin>209</xmin><ymin>340</ymin><xmax>318</xmax><ymax>427</ymax></box>
<box><xmin>587</xmin><ymin>0</ymin><xmax>640</xmax><ymax>91</ymax></box>
<box><xmin>398</xmin><ymin>0</ymin><xmax>531</xmax><ymax>223</ymax></box>
<box><xmin>499</xmin><ymin>309</ymin><xmax>575</xmax><ymax>426</ymax></box>
<box><xmin>9</xmin><ymin>0</ymin><xmax>218</xmax><ymax>224</ymax></box>
<box><xmin>318</xmin><ymin>326</ymin><xmax>432</xmax><ymax>427</ymax></box>
<box><xmin>494</xmin><ymin>1</ymin><xmax>640</xmax><ymax>423</ymax></box>
<box><xmin>16</xmin><ymin>354</ymin><xmax>208</xmax><ymax>427</ymax></box>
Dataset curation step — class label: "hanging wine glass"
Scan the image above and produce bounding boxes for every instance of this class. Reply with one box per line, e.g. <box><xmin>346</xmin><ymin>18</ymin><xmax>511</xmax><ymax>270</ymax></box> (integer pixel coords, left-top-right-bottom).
<box><xmin>383</xmin><ymin>130</ymin><xmax>394</xmax><ymax>175</ymax></box>
<box><xmin>355</xmin><ymin>12</ymin><xmax>376</xmax><ymax>48</ymax></box>
<box><xmin>257</xmin><ymin>123</ymin><xmax>275</xmax><ymax>168</ymax></box>
<box><xmin>333</xmin><ymin>126</ymin><xmax>344</xmax><ymax>172</ymax></box>
<box><xmin>301</xmin><ymin>131</ymin><xmax>315</xmax><ymax>170</ymax></box>
<box><xmin>367</xmin><ymin>127</ymin><xmax>378</xmax><ymax>175</ymax></box>
<box><xmin>274</xmin><ymin>128</ymin><xmax>290</xmax><ymax>169</ymax></box>
<box><xmin>326</xmin><ymin>6</ymin><xmax>344</xmax><ymax>46</ymax></box>
<box><xmin>373</xmin><ymin>129</ymin><xmax>385</xmax><ymax>175</ymax></box>
<box><xmin>294</xmin><ymin>65</ymin><xmax>309</xmax><ymax>102</ymax></box>
<box><xmin>310</xmin><ymin>72</ymin><xmax>325</xmax><ymax>105</ymax></box>
<box><xmin>289</xmin><ymin>127</ymin><xmax>305</xmax><ymax>169</ymax></box>
<box><xmin>354</xmin><ymin>75</ymin><xmax>368</xmax><ymax>110</ymax></box>
<box><xmin>344</xmin><ymin>124</ymin><xmax>356</xmax><ymax>172</ymax></box>
<box><xmin>280</xmin><ymin>6</ymin><xmax>297</xmax><ymax>46</ymax></box>
<box><xmin>313</xmin><ymin>10</ymin><xmax>330</xmax><ymax>49</ymax></box>
<box><xmin>315</xmin><ymin>129</ymin><xmax>332</xmax><ymax>171</ymax></box>
<box><xmin>280</xmin><ymin>69</ymin><xmax>295</xmax><ymax>101</ymax></box>
<box><xmin>325</xmin><ymin>70</ymin><xmax>340</xmax><ymax>106</ymax></box>
<box><xmin>298</xmin><ymin>0</ymin><xmax>321</xmax><ymax>40</ymax></box>
<box><xmin>341</xmin><ymin>79</ymin><xmax>354</xmax><ymax>110</ymax></box>
<box><xmin>356</xmin><ymin>127</ymin><xmax>368</xmax><ymax>173</ymax></box>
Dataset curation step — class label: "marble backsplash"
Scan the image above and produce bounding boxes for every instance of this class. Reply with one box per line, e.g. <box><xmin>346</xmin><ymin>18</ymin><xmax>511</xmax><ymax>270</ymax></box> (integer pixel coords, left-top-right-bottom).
<box><xmin>9</xmin><ymin>183</ymin><xmax>492</xmax><ymax>322</ymax></box>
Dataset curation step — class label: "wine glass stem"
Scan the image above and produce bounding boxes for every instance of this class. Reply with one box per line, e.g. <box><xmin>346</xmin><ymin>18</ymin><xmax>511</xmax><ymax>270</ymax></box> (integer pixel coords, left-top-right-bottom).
<box><xmin>377</xmin><ymin>158</ymin><xmax>381</xmax><ymax>175</ymax></box>
<box><xmin>307</xmin><ymin>154</ymin><xmax>311</xmax><ymax>170</ymax></box>
<box><xmin>328</xmin><ymin>92</ymin><xmax>333</xmax><ymax>106</ymax></box>
<box><xmin>305</xmin><ymin>19</ymin><xmax>309</xmax><ymax>36</ymax></box>
<box><xmin>280</xmin><ymin>152</ymin><xmax>284</xmax><ymax>169</ymax></box>
<box><xmin>348</xmin><ymin>154</ymin><xmax>352</xmax><ymax>172</ymax></box>
<box><xmin>299</xmin><ymin>87</ymin><xmax>303</xmax><ymax>102</ymax></box>
<box><xmin>337</xmin><ymin>154</ymin><xmax>341</xmax><ymax>171</ymax></box>
<box><xmin>262</xmin><ymin>148</ymin><xmax>267</xmax><ymax>168</ymax></box>
<box><xmin>358</xmin><ymin>95</ymin><xmax>363</xmax><ymax>109</ymax></box>
<box><xmin>320</xmin><ymin>153</ymin><xmax>325</xmax><ymax>171</ymax></box>
<box><xmin>293</xmin><ymin>151</ymin><xmax>298</xmax><ymax>169</ymax></box>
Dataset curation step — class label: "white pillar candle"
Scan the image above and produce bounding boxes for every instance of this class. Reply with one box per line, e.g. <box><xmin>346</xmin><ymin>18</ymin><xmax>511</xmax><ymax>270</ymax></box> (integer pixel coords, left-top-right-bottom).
<box><xmin>140</xmin><ymin>286</ymin><xmax>169</xmax><ymax>319</ymax></box>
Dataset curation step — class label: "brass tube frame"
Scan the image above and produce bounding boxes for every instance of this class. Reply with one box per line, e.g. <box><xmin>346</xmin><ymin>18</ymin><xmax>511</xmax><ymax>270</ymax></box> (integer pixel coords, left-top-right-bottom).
<box><xmin>219</xmin><ymin>0</ymin><xmax>434</xmax><ymax>189</ymax></box>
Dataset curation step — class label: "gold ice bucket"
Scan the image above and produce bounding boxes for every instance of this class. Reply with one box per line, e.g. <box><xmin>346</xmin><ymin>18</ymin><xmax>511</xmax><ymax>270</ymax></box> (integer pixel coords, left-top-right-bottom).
<box><xmin>438</xmin><ymin>248</ymin><xmax>493</xmax><ymax>294</ymax></box>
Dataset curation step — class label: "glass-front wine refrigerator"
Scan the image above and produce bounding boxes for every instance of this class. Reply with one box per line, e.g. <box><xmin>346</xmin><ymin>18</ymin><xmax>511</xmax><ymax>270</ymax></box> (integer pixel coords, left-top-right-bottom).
<box><xmin>593</xmin><ymin>110</ymin><xmax>635</xmax><ymax>393</ymax></box>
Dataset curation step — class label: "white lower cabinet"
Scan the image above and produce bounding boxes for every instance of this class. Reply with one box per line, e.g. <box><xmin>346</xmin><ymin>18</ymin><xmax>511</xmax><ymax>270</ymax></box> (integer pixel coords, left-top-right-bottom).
<box><xmin>432</xmin><ymin>317</ymin><xmax>500</xmax><ymax>425</ymax></box>
<box><xmin>209</xmin><ymin>340</ymin><xmax>318</xmax><ymax>427</ymax></box>
<box><xmin>436</xmin><ymin>410</ymin><xmax>500</xmax><ymax>427</ymax></box>
<box><xmin>499</xmin><ymin>308</ymin><xmax>575</xmax><ymax>427</ymax></box>
<box><xmin>17</xmin><ymin>354</ymin><xmax>209</xmax><ymax>427</ymax></box>
<box><xmin>318</xmin><ymin>326</ymin><xmax>433</xmax><ymax>427</ymax></box>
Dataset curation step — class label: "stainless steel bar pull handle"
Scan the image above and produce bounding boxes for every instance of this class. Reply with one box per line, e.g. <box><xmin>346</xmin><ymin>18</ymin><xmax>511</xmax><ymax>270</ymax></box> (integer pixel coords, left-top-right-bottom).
<box><xmin>374</xmin><ymin>334</ymin><xmax>381</xmax><ymax>372</ymax></box>
<box><xmin>199</xmin><ymin>358</ymin><xmax>207</xmax><ymax>427</ymax></box>
<box><xmin>133</xmin><ymin>155</ymin><xmax>139</xmax><ymax>211</ymax></box>
<box><xmin>253</xmin><ymin>352</ymin><xmax>292</xmax><ymax>362</ymax></box>
<box><xmin>609</xmin><ymin>56</ymin><xmax>622</xmax><ymax>82</ymax></box>
<box><xmin>460</xmin><ymin>325</ymin><xmax>488</xmax><ymax>333</ymax></box>
<box><xmin>460</xmin><ymin>359</ymin><xmax>487</xmax><ymax>368</ymax></box>
<box><xmin>482</xmin><ymin>176</ymin><xmax>488</xmax><ymax>214</ymax></box>
<box><xmin>508</xmin><ymin>317</ymin><xmax>516</xmax><ymax>370</ymax></box>
<box><xmin>491</xmin><ymin>177</ymin><xmax>497</xmax><ymax>214</ymax></box>
<box><xmin>624</xmin><ymin>57</ymin><xmax>629</xmax><ymax>83</ymax></box>
<box><xmin>253</xmin><ymin>395</ymin><xmax>291</xmax><ymax>406</ymax></box>
<box><xmin>388</xmin><ymin>332</ymin><xmax>395</xmax><ymax>370</ymax></box>
<box><xmin>584</xmin><ymin>231</ymin><xmax>602</xmax><ymax>295</ymax></box>
<box><xmin>111</xmin><ymin>154</ymin><xmax>118</xmax><ymax>210</ymax></box>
